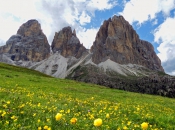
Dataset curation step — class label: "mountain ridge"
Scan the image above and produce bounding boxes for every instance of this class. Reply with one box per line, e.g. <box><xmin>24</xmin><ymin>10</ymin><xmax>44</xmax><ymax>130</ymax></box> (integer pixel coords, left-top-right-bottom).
<box><xmin>0</xmin><ymin>16</ymin><xmax>163</xmax><ymax>71</ymax></box>
<box><xmin>0</xmin><ymin>15</ymin><xmax>175</xmax><ymax>97</ymax></box>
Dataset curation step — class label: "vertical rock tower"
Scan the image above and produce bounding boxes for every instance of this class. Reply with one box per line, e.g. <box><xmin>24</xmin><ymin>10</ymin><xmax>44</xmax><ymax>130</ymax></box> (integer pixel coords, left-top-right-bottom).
<box><xmin>51</xmin><ymin>26</ymin><xmax>86</xmax><ymax>58</ymax></box>
<box><xmin>91</xmin><ymin>15</ymin><xmax>163</xmax><ymax>71</ymax></box>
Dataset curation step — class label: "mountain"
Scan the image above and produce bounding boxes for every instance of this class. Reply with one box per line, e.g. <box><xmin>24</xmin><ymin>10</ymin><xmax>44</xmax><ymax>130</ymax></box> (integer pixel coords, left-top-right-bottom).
<box><xmin>91</xmin><ymin>15</ymin><xmax>163</xmax><ymax>71</ymax></box>
<box><xmin>0</xmin><ymin>20</ymin><xmax>50</xmax><ymax>64</ymax></box>
<box><xmin>51</xmin><ymin>26</ymin><xmax>87</xmax><ymax>58</ymax></box>
<box><xmin>0</xmin><ymin>15</ymin><xmax>175</xmax><ymax>97</ymax></box>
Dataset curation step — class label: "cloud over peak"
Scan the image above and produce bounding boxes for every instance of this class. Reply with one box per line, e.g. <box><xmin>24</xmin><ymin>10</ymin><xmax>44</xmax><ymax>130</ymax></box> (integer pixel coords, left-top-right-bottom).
<box><xmin>154</xmin><ymin>16</ymin><xmax>175</xmax><ymax>75</ymax></box>
<box><xmin>0</xmin><ymin>0</ymin><xmax>117</xmax><ymax>49</ymax></box>
<box><xmin>120</xmin><ymin>0</ymin><xmax>175</xmax><ymax>24</ymax></box>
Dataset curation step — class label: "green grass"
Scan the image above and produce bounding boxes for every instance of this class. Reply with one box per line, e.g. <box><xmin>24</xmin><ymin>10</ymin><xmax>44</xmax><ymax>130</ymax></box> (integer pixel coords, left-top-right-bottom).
<box><xmin>0</xmin><ymin>62</ymin><xmax>175</xmax><ymax>130</ymax></box>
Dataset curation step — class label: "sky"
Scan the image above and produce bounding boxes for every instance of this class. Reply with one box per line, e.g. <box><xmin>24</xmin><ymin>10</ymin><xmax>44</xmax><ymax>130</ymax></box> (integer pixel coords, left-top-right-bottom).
<box><xmin>0</xmin><ymin>0</ymin><xmax>175</xmax><ymax>75</ymax></box>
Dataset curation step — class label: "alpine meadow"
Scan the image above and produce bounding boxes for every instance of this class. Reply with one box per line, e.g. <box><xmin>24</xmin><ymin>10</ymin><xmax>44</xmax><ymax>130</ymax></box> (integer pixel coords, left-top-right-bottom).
<box><xmin>0</xmin><ymin>62</ymin><xmax>175</xmax><ymax>130</ymax></box>
<box><xmin>1</xmin><ymin>1</ymin><xmax>175</xmax><ymax>130</ymax></box>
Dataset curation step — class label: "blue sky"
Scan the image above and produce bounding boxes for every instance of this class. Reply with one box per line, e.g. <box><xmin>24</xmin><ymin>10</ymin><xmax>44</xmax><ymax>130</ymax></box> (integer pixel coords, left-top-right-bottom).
<box><xmin>0</xmin><ymin>0</ymin><xmax>175</xmax><ymax>75</ymax></box>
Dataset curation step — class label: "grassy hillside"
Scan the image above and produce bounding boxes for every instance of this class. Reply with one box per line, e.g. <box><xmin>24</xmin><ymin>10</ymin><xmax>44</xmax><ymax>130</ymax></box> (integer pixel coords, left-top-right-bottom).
<box><xmin>0</xmin><ymin>62</ymin><xmax>175</xmax><ymax>130</ymax></box>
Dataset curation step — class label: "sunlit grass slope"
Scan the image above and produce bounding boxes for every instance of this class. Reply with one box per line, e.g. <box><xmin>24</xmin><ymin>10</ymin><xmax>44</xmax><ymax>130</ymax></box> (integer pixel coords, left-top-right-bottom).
<box><xmin>0</xmin><ymin>62</ymin><xmax>175</xmax><ymax>130</ymax></box>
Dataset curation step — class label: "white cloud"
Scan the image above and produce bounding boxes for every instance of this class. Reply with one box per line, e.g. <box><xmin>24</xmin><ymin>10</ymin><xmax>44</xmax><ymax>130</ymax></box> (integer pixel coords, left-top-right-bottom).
<box><xmin>0</xmin><ymin>0</ymin><xmax>42</xmax><ymax>21</ymax></box>
<box><xmin>79</xmin><ymin>11</ymin><xmax>91</xmax><ymax>25</ymax></box>
<box><xmin>154</xmin><ymin>17</ymin><xmax>175</xmax><ymax>75</ymax></box>
<box><xmin>161</xmin><ymin>0</ymin><xmax>175</xmax><ymax>15</ymax></box>
<box><xmin>77</xmin><ymin>28</ymin><xmax>99</xmax><ymax>49</ymax></box>
<box><xmin>73</xmin><ymin>0</ymin><xmax>86</xmax><ymax>2</ymax></box>
<box><xmin>0</xmin><ymin>0</ymin><xmax>47</xmax><ymax>43</ymax></box>
<box><xmin>154</xmin><ymin>17</ymin><xmax>175</xmax><ymax>45</ymax></box>
<box><xmin>87</xmin><ymin>0</ymin><xmax>117</xmax><ymax>11</ymax></box>
<box><xmin>0</xmin><ymin>15</ymin><xmax>21</xmax><ymax>42</ymax></box>
<box><xmin>171</xmin><ymin>70</ymin><xmax>175</xmax><ymax>75</ymax></box>
<box><xmin>0</xmin><ymin>0</ymin><xmax>116</xmax><ymax>48</ymax></box>
<box><xmin>162</xmin><ymin>57</ymin><xmax>175</xmax><ymax>75</ymax></box>
<box><xmin>0</xmin><ymin>39</ymin><xmax>5</xmax><ymax>46</ymax></box>
<box><xmin>120</xmin><ymin>0</ymin><xmax>175</xmax><ymax>24</ymax></box>
<box><xmin>152</xmin><ymin>19</ymin><xmax>158</xmax><ymax>25</ymax></box>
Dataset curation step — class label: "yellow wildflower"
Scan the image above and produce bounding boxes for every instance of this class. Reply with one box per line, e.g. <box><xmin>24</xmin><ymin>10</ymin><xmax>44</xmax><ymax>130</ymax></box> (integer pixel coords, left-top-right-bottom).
<box><xmin>20</xmin><ymin>111</ymin><xmax>24</xmax><ymax>114</ymax></box>
<box><xmin>67</xmin><ymin>109</ymin><xmax>70</xmax><ymax>113</ymax></box>
<box><xmin>3</xmin><ymin>104</ymin><xmax>7</xmax><ymax>108</ymax></box>
<box><xmin>90</xmin><ymin>115</ymin><xmax>94</xmax><ymax>119</ymax></box>
<box><xmin>38</xmin><ymin>127</ymin><xmax>42</xmax><ymax>130</ymax></box>
<box><xmin>7</xmin><ymin>101</ymin><xmax>10</xmax><ymax>104</ymax></box>
<box><xmin>106</xmin><ymin>113</ymin><xmax>110</xmax><ymax>118</ymax></box>
<box><xmin>141</xmin><ymin>122</ymin><xmax>148</xmax><ymax>130</ymax></box>
<box><xmin>70</xmin><ymin>118</ymin><xmax>77</xmax><ymax>124</ymax></box>
<box><xmin>11</xmin><ymin>115</ymin><xmax>16</xmax><ymax>120</ymax></box>
<box><xmin>1</xmin><ymin>112</ymin><xmax>6</xmax><ymax>117</ymax></box>
<box><xmin>21</xmin><ymin>104</ymin><xmax>25</xmax><ymax>107</ymax></box>
<box><xmin>17</xmin><ymin>124</ymin><xmax>21</xmax><ymax>128</ymax></box>
<box><xmin>94</xmin><ymin>118</ymin><xmax>102</xmax><ymax>127</ymax></box>
<box><xmin>60</xmin><ymin>110</ymin><xmax>64</xmax><ymax>113</ymax></box>
<box><xmin>33</xmin><ymin>113</ymin><xmax>36</xmax><ymax>117</ymax></box>
<box><xmin>5</xmin><ymin>121</ymin><xmax>9</xmax><ymax>125</ymax></box>
<box><xmin>55</xmin><ymin>113</ymin><xmax>62</xmax><ymax>121</ymax></box>
<box><xmin>38</xmin><ymin>103</ymin><xmax>41</xmax><ymax>107</ymax></box>
<box><xmin>123</xmin><ymin>126</ymin><xmax>128</xmax><ymax>129</ymax></box>
<box><xmin>44</xmin><ymin>125</ymin><xmax>48</xmax><ymax>129</ymax></box>
<box><xmin>127</xmin><ymin>121</ymin><xmax>131</xmax><ymax>125</ymax></box>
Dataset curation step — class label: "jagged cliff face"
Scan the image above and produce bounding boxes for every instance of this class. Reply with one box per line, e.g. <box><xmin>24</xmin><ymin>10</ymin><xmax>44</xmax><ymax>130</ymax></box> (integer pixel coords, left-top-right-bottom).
<box><xmin>91</xmin><ymin>15</ymin><xmax>164</xmax><ymax>72</ymax></box>
<box><xmin>51</xmin><ymin>26</ymin><xmax>87</xmax><ymax>58</ymax></box>
<box><xmin>0</xmin><ymin>20</ymin><xmax>50</xmax><ymax>62</ymax></box>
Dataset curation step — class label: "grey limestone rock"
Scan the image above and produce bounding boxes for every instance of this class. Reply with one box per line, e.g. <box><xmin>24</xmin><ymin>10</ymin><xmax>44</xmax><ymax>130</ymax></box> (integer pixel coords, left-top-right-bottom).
<box><xmin>0</xmin><ymin>20</ymin><xmax>50</xmax><ymax>62</ymax></box>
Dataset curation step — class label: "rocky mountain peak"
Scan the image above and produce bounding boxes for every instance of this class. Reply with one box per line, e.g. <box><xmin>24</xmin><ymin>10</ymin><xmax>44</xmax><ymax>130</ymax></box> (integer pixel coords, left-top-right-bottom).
<box><xmin>17</xmin><ymin>19</ymin><xmax>42</xmax><ymax>37</ymax></box>
<box><xmin>0</xmin><ymin>19</ymin><xmax>50</xmax><ymax>62</ymax></box>
<box><xmin>51</xmin><ymin>26</ymin><xmax>86</xmax><ymax>58</ymax></box>
<box><xmin>73</xmin><ymin>29</ymin><xmax>76</xmax><ymax>37</ymax></box>
<box><xmin>91</xmin><ymin>15</ymin><xmax>164</xmax><ymax>72</ymax></box>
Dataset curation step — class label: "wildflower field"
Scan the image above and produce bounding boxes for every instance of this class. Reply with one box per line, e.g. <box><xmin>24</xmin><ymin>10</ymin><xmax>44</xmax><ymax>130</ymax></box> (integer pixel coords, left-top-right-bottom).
<box><xmin>0</xmin><ymin>63</ymin><xmax>175</xmax><ymax>130</ymax></box>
